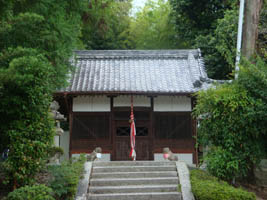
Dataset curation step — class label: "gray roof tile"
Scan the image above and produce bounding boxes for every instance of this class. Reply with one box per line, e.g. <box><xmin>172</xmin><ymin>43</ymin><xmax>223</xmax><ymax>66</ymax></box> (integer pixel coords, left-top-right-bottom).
<box><xmin>60</xmin><ymin>50</ymin><xmax>210</xmax><ymax>94</ymax></box>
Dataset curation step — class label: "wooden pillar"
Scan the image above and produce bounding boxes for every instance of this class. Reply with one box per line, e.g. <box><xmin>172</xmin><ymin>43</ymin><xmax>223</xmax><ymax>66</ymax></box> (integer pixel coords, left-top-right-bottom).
<box><xmin>68</xmin><ymin>97</ymin><xmax>73</xmax><ymax>158</ymax></box>
<box><xmin>150</xmin><ymin>96</ymin><xmax>155</xmax><ymax>160</ymax></box>
<box><xmin>110</xmin><ymin>96</ymin><xmax>115</xmax><ymax>160</ymax></box>
<box><xmin>191</xmin><ymin>96</ymin><xmax>198</xmax><ymax>165</ymax></box>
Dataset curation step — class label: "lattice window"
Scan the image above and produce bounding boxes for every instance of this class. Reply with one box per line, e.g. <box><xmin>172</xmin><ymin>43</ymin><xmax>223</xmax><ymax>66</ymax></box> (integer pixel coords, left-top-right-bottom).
<box><xmin>116</xmin><ymin>127</ymin><xmax>130</xmax><ymax>136</ymax></box>
<box><xmin>116</xmin><ymin>127</ymin><xmax>148</xmax><ymax>136</ymax></box>
<box><xmin>72</xmin><ymin>113</ymin><xmax>110</xmax><ymax>140</ymax></box>
<box><xmin>136</xmin><ymin>127</ymin><xmax>148</xmax><ymax>136</ymax></box>
<box><xmin>154</xmin><ymin>113</ymin><xmax>192</xmax><ymax>139</ymax></box>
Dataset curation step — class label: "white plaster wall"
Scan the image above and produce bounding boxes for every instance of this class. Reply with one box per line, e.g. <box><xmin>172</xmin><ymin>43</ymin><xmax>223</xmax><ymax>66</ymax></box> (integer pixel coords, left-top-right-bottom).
<box><xmin>154</xmin><ymin>96</ymin><xmax>191</xmax><ymax>111</ymax></box>
<box><xmin>73</xmin><ymin>96</ymin><xmax>110</xmax><ymax>112</ymax></box>
<box><xmin>60</xmin><ymin>131</ymin><xmax>70</xmax><ymax>161</ymax></box>
<box><xmin>114</xmin><ymin>95</ymin><xmax>150</xmax><ymax>107</ymax></box>
<box><xmin>154</xmin><ymin>153</ymin><xmax>193</xmax><ymax>165</ymax></box>
<box><xmin>72</xmin><ymin>153</ymin><xmax>111</xmax><ymax>161</ymax></box>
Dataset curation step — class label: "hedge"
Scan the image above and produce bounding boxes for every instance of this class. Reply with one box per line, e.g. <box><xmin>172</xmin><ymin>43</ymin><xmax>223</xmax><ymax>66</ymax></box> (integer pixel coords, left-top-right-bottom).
<box><xmin>48</xmin><ymin>155</ymin><xmax>86</xmax><ymax>200</ymax></box>
<box><xmin>7</xmin><ymin>184</ymin><xmax>54</xmax><ymax>200</ymax></box>
<box><xmin>190</xmin><ymin>169</ymin><xmax>256</xmax><ymax>200</ymax></box>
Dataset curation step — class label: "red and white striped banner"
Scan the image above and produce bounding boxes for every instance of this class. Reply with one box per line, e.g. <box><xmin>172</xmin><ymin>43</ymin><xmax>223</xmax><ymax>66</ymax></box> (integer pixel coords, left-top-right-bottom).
<box><xmin>129</xmin><ymin>96</ymin><xmax>136</xmax><ymax>161</ymax></box>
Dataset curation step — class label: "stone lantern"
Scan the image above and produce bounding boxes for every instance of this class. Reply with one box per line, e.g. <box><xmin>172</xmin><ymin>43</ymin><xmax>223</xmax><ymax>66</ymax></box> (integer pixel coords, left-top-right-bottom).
<box><xmin>50</xmin><ymin>101</ymin><xmax>66</xmax><ymax>164</ymax></box>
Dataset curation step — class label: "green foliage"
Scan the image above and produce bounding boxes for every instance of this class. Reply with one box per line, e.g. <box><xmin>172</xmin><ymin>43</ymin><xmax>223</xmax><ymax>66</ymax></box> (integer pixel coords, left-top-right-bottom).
<box><xmin>169</xmin><ymin>0</ymin><xmax>234</xmax><ymax>45</ymax></box>
<box><xmin>81</xmin><ymin>0</ymin><xmax>133</xmax><ymax>50</ymax></box>
<box><xmin>0</xmin><ymin>48</ymin><xmax>55</xmax><ymax>187</ymax></box>
<box><xmin>258</xmin><ymin>1</ymin><xmax>267</xmax><ymax>61</ymax></box>
<box><xmin>48</xmin><ymin>155</ymin><xmax>86</xmax><ymax>200</ymax></box>
<box><xmin>47</xmin><ymin>147</ymin><xmax>64</xmax><ymax>158</ymax></box>
<box><xmin>195</xmin><ymin>9</ymin><xmax>238</xmax><ymax>79</ymax></box>
<box><xmin>193</xmin><ymin>57</ymin><xmax>267</xmax><ymax>181</ymax></box>
<box><xmin>129</xmin><ymin>0</ymin><xmax>183</xmax><ymax>49</ymax></box>
<box><xmin>7</xmin><ymin>184</ymin><xmax>55</xmax><ymax>200</ymax></box>
<box><xmin>0</xmin><ymin>0</ymin><xmax>86</xmax><ymax>88</ymax></box>
<box><xmin>205</xmin><ymin>147</ymin><xmax>249</xmax><ymax>181</ymax></box>
<box><xmin>190</xmin><ymin>169</ymin><xmax>256</xmax><ymax>200</ymax></box>
<box><xmin>0</xmin><ymin>0</ymin><xmax>86</xmax><ymax>189</ymax></box>
<box><xmin>170</xmin><ymin>0</ymin><xmax>238</xmax><ymax>79</ymax></box>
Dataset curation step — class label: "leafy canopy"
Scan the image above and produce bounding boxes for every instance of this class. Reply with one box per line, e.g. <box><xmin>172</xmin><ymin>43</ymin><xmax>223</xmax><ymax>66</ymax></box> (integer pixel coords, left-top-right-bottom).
<box><xmin>169</xmin><ymin>0</ymin><xmax>238</xmax><ymax>79</ymax></box>
<box><xmin>129</xmin><ymin>0</ymin><xmax>184</xmax><ymax>49</ymax></box>
<box><xmin>81</xmin><ymin>0</ymin><xmax>133</xmax><ymax>50</ymax></box>
<box><xmin>0</xmin><ymin>0</ymin><xmax>86</xmax><ymax>88</ymax></box>
<box><xmin>0</xmin><ymin>0</ymin><xmax>86</xmax><ymax>188</ymax></box>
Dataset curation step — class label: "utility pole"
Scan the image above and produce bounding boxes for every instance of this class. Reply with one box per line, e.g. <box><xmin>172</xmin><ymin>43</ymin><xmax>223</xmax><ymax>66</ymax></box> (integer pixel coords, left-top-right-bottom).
<box><xmin>242</xmin><ymin>0</ymin><xmax>263</xmax><ymax>58</ymax></box>
<box><xmin>235</xmin><ymin>0</ymin><xmax>245</xmax><ymax>79</ymax></box>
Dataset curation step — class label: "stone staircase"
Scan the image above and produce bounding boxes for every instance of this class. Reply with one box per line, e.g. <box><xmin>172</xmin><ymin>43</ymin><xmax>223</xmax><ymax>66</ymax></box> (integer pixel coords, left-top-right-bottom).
<box><xmin>87</xmin><ymin>161</ymin><xmax>182</xmax><ymax>200</ymax></box>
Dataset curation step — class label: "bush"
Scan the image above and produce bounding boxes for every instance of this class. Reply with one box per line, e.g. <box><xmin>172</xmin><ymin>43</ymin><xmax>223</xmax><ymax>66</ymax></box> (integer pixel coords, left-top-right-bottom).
<box><xmin>205</xmin><ymin>147</ymin><xmax>249</xmax><ymax>182</ymax></box>
<box><xmin>190</xmin><ymin>169</ymin><xmax>256</xmax><ymax>200</ymax></box>
<box><xmin>48</xmin><ymin>155</ymin><xmax>86</xmax><ymax>200</ymax></box>
<box><xmin>47</xmin><ymin>147</ymin><xmax>64</xmax><ymax>158</ymax></box>
<box><xmin>193</xmin><ymin>57</ymin><xmax>267</xmax><ymax>181</ymax></box>
<box><xmin>0</xmin><ymin>48</ymin><xmax>55</xmax><ymax>187</ymax></box>
<box><xmin>7</xmin><ymin>184</ymin><xmax>54</xmax><ymax>200</ymax></box>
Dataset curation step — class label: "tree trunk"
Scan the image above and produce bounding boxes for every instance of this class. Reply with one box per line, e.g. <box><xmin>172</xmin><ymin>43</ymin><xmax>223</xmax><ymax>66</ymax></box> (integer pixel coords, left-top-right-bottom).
<box><xmin>242</xmin><ymin>0</ymin><xmax>263</xmax><ymax>58</ymax></box>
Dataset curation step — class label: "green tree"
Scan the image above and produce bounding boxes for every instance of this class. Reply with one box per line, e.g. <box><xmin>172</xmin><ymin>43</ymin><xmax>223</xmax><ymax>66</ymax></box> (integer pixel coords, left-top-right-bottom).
<box><xmin>193</xmin><ymin>57</ymin><xmax>267</xmax><ymax>182</ymax></box>
<box><xmin>0</xmin><ymin>0</ymin><xmax>86</xmax><ymax>189</ymax></box>
<box><xmin>169</xmin><ymin>0</ymin><xmax>234</xmax><ymax>45</ymax></box>
<box><xmin>129</xmin><ymin>0</ymin><xmax>183</xmax><ymax>49</ymax></box>
<box><xmin>0</xmin><ymin>48</ymin><xmax>55</xmax><ymax>188</ymax></box>
<box><xmin>194</xmin><ymin>9</ymin><xmax>238</xmax><ymax>79</ymax></box>
<box><xmin>81</xmin><ymin>0</ymin><xmax>133</xmax><ymax>50</ymax></box>
<box><xmin>258</xmin><ymin>1</ymin><xmax>267</xmax><ymax>61</ymax></box>
<box><xmin>169</xmin><ymin>0</ymin><xmax>238</xmax><ymax>79</ymax></box>
<box><xmin>0</xmin><ymin>0</ymin><xmax>86</xmax><ymax>88</ymax></box>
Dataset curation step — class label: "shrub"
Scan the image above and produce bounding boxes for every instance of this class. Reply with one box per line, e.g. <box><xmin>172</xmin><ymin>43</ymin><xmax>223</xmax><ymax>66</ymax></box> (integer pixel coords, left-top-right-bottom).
<box><xmin>0</xmin><ymin>48</ymin><xmax>55</xmax><ymax>188</ymax></box>
<box><xmin>48</xmin><ymin>155</ymin><xmax>86</xmax><ymax>200</ymax></box>
<box><xmin>205</xmin><ymin>147</ymin><xmax>249</xmax><ymax>182</ymax></box>
<box><xmin>193</xmin><ymin>57</ymin><xmax>267</xmax><ymax>181</ymax></box>
<box><xmin>7</xmin><ymin>184</ymin><xmax>54</xmax><ymax>200</ymax></box>
<box><xmin>47</xmin><ymin>147</ymin><xmax>64</xmax><ymax>158</ymax></box>
<box><xmin>190</xmin><ymin>169</ymin><xmax>256</xmax><ymax>200</ymax></box>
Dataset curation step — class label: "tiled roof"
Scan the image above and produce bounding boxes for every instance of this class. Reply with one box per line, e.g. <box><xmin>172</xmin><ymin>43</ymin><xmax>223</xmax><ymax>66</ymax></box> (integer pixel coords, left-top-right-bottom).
<box><xmin>59</xmin><ymin>50</ymin><xmax>211</xmax><ymax>94</ymax></box>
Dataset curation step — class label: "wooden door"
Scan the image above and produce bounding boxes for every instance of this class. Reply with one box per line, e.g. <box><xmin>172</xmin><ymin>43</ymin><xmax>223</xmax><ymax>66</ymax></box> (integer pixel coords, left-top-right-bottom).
<box><xmin>114</xmin><ymin>121</ymin><xmax>152</xmax><ymax>160</ymax></box>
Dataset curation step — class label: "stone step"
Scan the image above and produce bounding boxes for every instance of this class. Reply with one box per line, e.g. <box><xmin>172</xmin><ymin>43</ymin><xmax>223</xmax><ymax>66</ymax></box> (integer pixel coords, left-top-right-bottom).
<box><xmin>91</xmin><ymin>171</ymin><xmax>178</xmax><ymax>179</ymax></box>
<box><xmin>92</xmin><ymin>165</ymin><xmax>177</xmax><ymax>173</ymax></box>
<box><xmin>89</xmin><ymin>184</ymin><xmax>178</xmax><ymax>194</ymax></box>
<box><xmin>93</xmin><ymin>161</ymin><xmax>176</xmax><ymax>167</ymax></box>
<box><xmin>88</xmin><ymin>192</ymin><xmax>182</xmax><ymax>200</ymax></box>
<box><xmin>90</xmin><ymin>177</ymin><xmax>179</xmax><ymax>186</ymax></box>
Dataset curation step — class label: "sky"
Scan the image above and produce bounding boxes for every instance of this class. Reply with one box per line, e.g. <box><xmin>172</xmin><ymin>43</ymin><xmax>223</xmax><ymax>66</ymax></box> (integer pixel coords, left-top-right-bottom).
<box><xmin>132</xmin><ymin>0</ymin><xmax>146</xmax><ymax>8</ymax></box>
<box><xmin>131</xmin><ymin>0</ymin><xmax>147</xmax><ymax>15</ymax></box>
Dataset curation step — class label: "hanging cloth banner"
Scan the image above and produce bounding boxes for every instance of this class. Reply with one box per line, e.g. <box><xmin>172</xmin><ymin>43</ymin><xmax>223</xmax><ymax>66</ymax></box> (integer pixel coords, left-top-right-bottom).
<box><xmin>129</xmin><ymin>96</ymin><xmax>136</xmax><ymax>161</ymax></box>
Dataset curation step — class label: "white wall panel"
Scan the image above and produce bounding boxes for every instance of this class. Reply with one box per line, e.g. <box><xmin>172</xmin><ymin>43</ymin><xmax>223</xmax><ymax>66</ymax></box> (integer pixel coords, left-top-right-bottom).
<box><xmin>73</xmin><ymin>96</ymin><xmax>110</xmax><ymax>112</ymax></box>
<box><xmin>154</xmin><ymin>96</ymin><xmax>191</xmax><ymax>111</ymax></box>
<box><xmin>114</xmin><ymin>95</ymin><xmax>150</xmax><ymax>107</ymax></box>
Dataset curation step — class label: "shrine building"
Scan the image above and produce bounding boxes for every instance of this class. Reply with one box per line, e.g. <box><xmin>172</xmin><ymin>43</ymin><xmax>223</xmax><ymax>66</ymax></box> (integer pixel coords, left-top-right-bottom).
<box><xmin>55</xmin><ymin>50</ymin><xmax>212</xmax><ymax>165</ymax></box>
